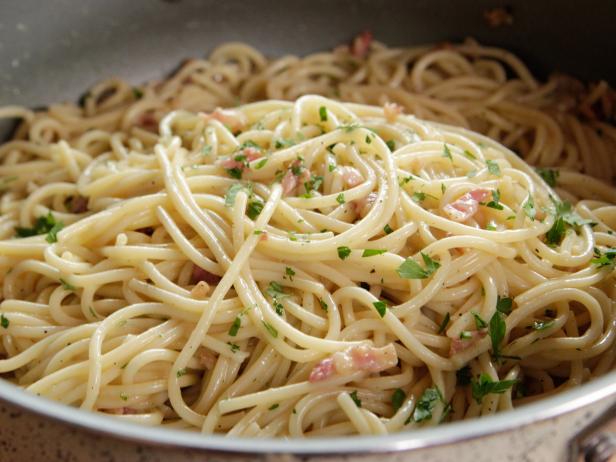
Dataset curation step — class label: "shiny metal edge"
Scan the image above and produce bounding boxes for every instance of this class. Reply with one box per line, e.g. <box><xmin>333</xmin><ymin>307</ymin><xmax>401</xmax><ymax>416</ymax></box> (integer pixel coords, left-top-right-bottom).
<box><xmin>0</xmin><ymin>370</ymin><xmax>614</xmax><ymax>455</ymax></box>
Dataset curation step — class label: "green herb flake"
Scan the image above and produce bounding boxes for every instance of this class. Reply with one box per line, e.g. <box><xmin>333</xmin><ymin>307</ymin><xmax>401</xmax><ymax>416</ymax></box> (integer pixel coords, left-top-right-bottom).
<box><xmin>486</xmin><ymin>159</ymin><xmax>501</xmax><ymax>176</ymax></box>
<box><xmin>268</xmin><ymin>403</ymin><xmax>279</xmax><ymax>411</ymax></box>
<box><xmin>228</xmin><ymin>342</ymin><xmax>240</xmax><ymax>353</ymax></box>
<box><xmin>532</xmin><ymin>320</ymin><xmax>555</xmax><ymax>331</ymax></box>
<box><xmin>336</xmin><ymin>193</ymin><xmax>345</xmax><ymax>204</ymax></box>
<box><xmin>337</xmin><ymin>246</ymin><xmax>351</xmax><ymax>260</ymax></box>
<box><xmin>383</xmin><ymin>224</ymin><xmax>393</xmax><ymax>234</ymax></box>
<box><xmin>275</xmin><ymin>138</ymin><xmax>296</xmax><ymax>150</ymax></box>
<box><xmin>471</xmin><ymin>373</ymin><xmax>517</xmax><ymax>404</ymax></box>
<box><xmin>362</xmin><ymin>249</ymin><xmax>386</xmax><ymax>257</ymax></box>
<box><xmin>471</xmin><ymin>311</ymin><xmax>488</xmax><ymax>329</ymax></box>
<box><xmin>413</xmin><ymin>387</ymin><xmax>443</xmax><ymax>422</ymax></box>
<box><xmin>132</xmin><ymin>87</ymin><xmax>143</xmax><ymax>99</ymax></box>
<box><xmin>266</xmin><ymin>281</ymin><xmax>288</xmax><ymax>300</ymax></box>
<box><xmin>464</xmin><ymin>150</ymin><xmax>477</xmax><ymax>160</ymax></box>
<box><xmin>459</xmin><ymin>331</ymin><xmax>473</xmax><ymax>340</ymax></box>
<box><xmin>225</xmin><ymin>167</ymin><xmax>243</xmax><ymax>180</ymax></box>
<box><xmin>365</xmin><ymin>134</ymin><xmax>372</xmax><ymax>144</ymax></box>
<box><xmin>0</xmin><ymin>314</ymin><xmax>9</xmax><ymax>329</ymax></box>
<box><xmin>120</xmin><ymin>392</ymin><xmax>129</xmax><ymax>401</ymax></box>
<box><xmin>246</xmin><ymin>200</ymin><xmax>264</xmax><ymax>220</ymax></box>
<box><xmin>59</xmin><ymin>278</ymin><xmax>76</xmax><ymax>291</ymax></box>
<box><xmin>254</xmin><ymin>157</ymin><xmax>268</xmax><ymax>169</ymax></box>
<box><xmin>591</xmin><ymin>247</ymin><xmax>616</xmax><ymax>268</ymax></box>
<box><xmin>489</xmin><ymin>311</ymin><xmax>506</xmax><ymax>360</ymax></box>
<box><xmin>545</xmin><ymin>197</ymin><xmax>593</xmax><ymax>246</ymax></box>
<box><xmin>396</xmin><ymin>253</ymin><xmax>440</xmax><ymax>279</ymax></box>
<box><xmin>262</xmin><ymin>321</ymin><xmax>278</xmax><ymax>338</ymax></box>
<box><xmin>523</xmin><ymin>195</ymin><xmax>536</xmax><ymax>220</ymax></box>
<box><xmin>224</xmin><ymin>183</ymin><xmax>247</xmax><ymax>207</ymax></box>
<box><xmin>385</xmin><ymin>140</ymin><xmax>396</xmax><ymax>151</ymax></box>
<box><xmin>442</xmin><ymin>144</ymin><xmax>453</xmax><ymax>161</ymax></box>
<box><xmin>536</xmin><ymin>168</ymin><xmax>559</xmax><ymax>187</ymax></box>
<box><xmin>319</xmin><ymin>298</ymin><xmax>328</xmax><ymax>312</ymax></box>
<box><xmin>496</xmin><ymin>296</ymin><xmax>513</xmax><ymax>314</ymax></box>
<box><xmin>485</xmin><ymin>189</ymin><xmax>504</xmax><ymax>210</ymax></box>
<box><xmin>391</xmin><ymin>388</ymin><xmax>406</xmax><ymax>412</ymax></box>
<box><xmin>373</xmin><ymin>301</ymin><xmax>387</xmax><ymax>318</ymax></box>
<box><xmin>176</xmin><ymin>368</ymin><xmax>187</xmax><ymax>378</ymax></box>
<box><xmin>285</xmin><ymin>267</ymin><xmax>295</xmax><ymax>281</ymax></box>
<box><xmin>15</xmin><ymin>212</ymin><xmax>64</xmax><ymax>243</ymax></box>
<box><xmin>319</xmin><ymin>106</ymin><xmax>328</xmax><ymax>122</ymax></box>
<box><xmin>412</xmin><ymin>192</ymin><xmax>426</xmax><ymax>203</ymax></box>
<box><xmin>349</xmin><ymin>390</ymin><xmax>362</xmax><ymax>407</ymax></box>
<box><xmin>437</xmin><ymin>312</ymin><xmax>450</xmax><ymax>334</ymax></box>
<box><xmin>228</xmin><ymin>316</ymin><xmax>241</xmax><ymax>336</ymax></box>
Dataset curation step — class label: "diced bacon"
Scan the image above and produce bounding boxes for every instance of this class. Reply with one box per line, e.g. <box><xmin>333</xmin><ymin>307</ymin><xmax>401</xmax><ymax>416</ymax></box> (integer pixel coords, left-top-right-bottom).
<box><xmin>220</xmin><ymin>158</ymin><xmax>244</xmax><ymax>170</ymax></box>
<box><xmin>243</xmin><ymin>147</ymin><xmax>262</xmax><ymax>162</ymax></box>
<box><xmin>281</xmin><ymin>170</ymin><xmax>299</xmax><ymax>196</ymax></box>
<box><xmin>137</xmin><ymin>112</ymin><xmax>158</xmax><ymax>132</ymax></box>
<box><xmin>353</xmin><ymin>192</ymin><xmax>378</xmax><ymax>218</ymax></box>
<box><xmin>383</xmin><ymin>102</ymin><xmax>403</xmax><ymax>123</ymax></box>
<box><xmin>340</xmin><ymin>166</ymin><xmax>364</xmax><ymax>187</ymax></box>
<box><xmin>107</xmin><ymin>407</ymin><xmax>138</xmax><ymax>415</ymax></box>
<box><xmin>197</xmin><ymin>348</ymin><xmax>217</xmax><ymax>370</ymax></box>
<box><xmin>191</xmin><ymin>265</ymin><xmax>221</xmax><ymax>285</ymax></box>
<box><xmin>191</xmin><ymin>281</ymin><xmax>210</xmax><ymax>299</ymax></box>
<box><xmin>443</xmin><ymin>189</ymin><xmax>491</xmax><ymax>222</ymax></box>
<box><xmin>206</xmin><ymin>108</ymin><xmax>247</xmax><ymax>132</ymax></box>
<box><xmin>308</xmin><ymin>343</ymin><xmax>397</xmax><ymax>383</ymax></box>
<box><xmin>449</xmin><ymin>330</ymin><xmax>487</xmax><ymax>356</ymax></box>
<box><xmin>351</xmin><ymin>31</ymin><xmax>373</xmax><ymax>58</ymax></box>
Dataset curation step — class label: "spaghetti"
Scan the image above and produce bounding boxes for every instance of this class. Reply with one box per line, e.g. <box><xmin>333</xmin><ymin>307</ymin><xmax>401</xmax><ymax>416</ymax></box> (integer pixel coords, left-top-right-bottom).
<box><xmin>0</xmin><ymin>39</ymin><xmax>614</xmax><ymax>437</ymax></box>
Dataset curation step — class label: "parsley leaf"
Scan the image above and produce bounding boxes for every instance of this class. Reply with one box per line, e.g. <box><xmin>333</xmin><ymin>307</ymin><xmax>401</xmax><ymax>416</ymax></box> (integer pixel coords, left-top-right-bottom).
<box><xmin>471</xmin><ymin>373</ymin><xmax>517</xmax><ymax>404</ymax></box>
<box><xmin>437</xmin><ymin>312</ymin><xmax>450</xmax><ymax>334</ymax></box>
<box><xmin>536</xmin><ymin>168</ymin><xmax>559</xmax><ymax>187</ymax></box>
<box><xmin>59</xmin><ymin>278</ymin><xmax>76</xmax><ymax>291</ymax></box>
<box><xmin>496</xmin><ymin>296</ymin><xmax>513</xmax><ymax>314</ymax></box>
<box><xmin>319</xmin><ymin>298</ymin><xmax>328</xmax><ymax>312</ymax></box>
<box><xmin>383</xmin><ymin>224</ymin><xmax>393</xmax><ymax>234</ymax></box>
<box><xmin>396</xmin><ymin>253</ymin><xmax>440</xmax><ymax>279</ymax></box>
<box><xmin>463</xmin><ymin>150</ymin><xmax>477</xmax><ymax>160</ymax></box>
<box><xmin>337</xmin><ymin>246</ymin><xmax>351</xmax><ymax>260</ymax></box>
<box><xmin>275</xmin><ymin>138</ymin><xmax>296</xmax><ymax>149</ymax></box>
<box><xmin>225</xmin><ymin>167</ymin><xmax>243</xmax><ymax>179</ymax></box>
<box><xmin>132</xmin><ymin>87</ymin><xmax>143</xmax><ymax>99</ymax></box>
<box><xmin>471</xmin><ymin>311</ymin><xmax>487</xmax><ymax>329</ymax></box>
<box><xmin>228</xmin><ymin>342</ymin><xmax>240</xmax><ymax>353</ymax></box>
<box><xmin>412</xmin><ymin>192</ymin><xmax>426</xmax><ymax>203</ymax></box>
<box><xmin>489</xmin><ymin>311</ymin><xmax>506</xmax><ymax>360</ymax></box>
<box><xmin>413</xmin><ymin>387</ymin><xmax>443</xmax><ymax>422</ymax></box>
<box><xmin>485</xmin><ymin>189</ymin><xmax>504</xmax><ymax>210</ymax></box>
<box><xmin>266</xmin><ymin>281</ymin><xmax>288</xmax><ymax>299</ymax></box>
<box><xmin>442</xmin><ymin>144</ymin><xmax>453</xmax><ymax>161</ymax></box>
<box><xmin>285</xmin><ymin>267</ymin><xmax>295</xmax><ymax>281</ymax></box>
<box><xmin>254</xmin><ymin>157</ymin><xmax>268</xmax><ymax>169</ymax></box>
<box><xmin>522</xmin><ymin>195</ymin><xmax>536</xmax><ymax>220</ymax></box>
<box><xmin>391</xmin><ymin>388</ymin><xmax>406</xmax><ymax>412</ymax></box>
<box><xmin>268</xmin><ymin>403</ymin><xmax>279</xmax><ymax>411</ymax></box>
<box><xmin>228</xmin><ymin>316</ymin><xmax>242</xmax><ymax>336</ymax></box>
<box><xmin>246</xmin><ymin>200</ymin><xmax>264</xmax><ymax>220</ymax></box>
<box><xmin>486</xmin><ymin>159</ymin><xmax>501</xmax><ymax>176</ymax></box>
<box><xmin>262</xmin><ymin>321</ymin><xmax>278</xmax><ymax>338</ymax></box>
<box><xmin>591</xmin><ymin>247</ymin><xmax>616</xmax><ymax>268</ymax></box>
<box><xmin>373</xmin><ymin>301</ymin><xmax>387</xmax><ymax>318</ymax></box>
<box><xmin>385</xmin><ymin>140</ymin><xmax>396</xmax><ymax>151</ymax></box>
<box><xmin>336</xmin><ymin>193</ymin><xmax>345</xmax><ymax>204</ymax></box>
<box><xmin>532</xmin><ymin>320</ymin><xmax>555</xmax><ymax>331</ymax></box>
<box><xmin>319</xmin><ymin>106</ymin><xmax>328</xmax><ymax>122</ymax></box>
<box><xmin>349</xmin><ymin>390</ymin><xmax>362</xmax><ymax>407</ymax></box>
<box><xmin>15</xmin><ymin>212</ymin><xmax>64</xmax><ymax>243</ymax></box>
<box><xmin>362</xmin><ymin>249</ymin><xmax>386</xmax><ymax>257</ymax></box>
<box><xmin>0</xmin><ymin>314</ymin><xmax>9</xmax><ymax>329</ymax></box>
<box><xmin>546</xmin><ymin>197</ymin><xmax>592</xmax><ymax>246</ymax></box>
<box><xmin>224</xmin><ymin>183</ymin><xmax>248</xmax><ymax>207</ymax></box>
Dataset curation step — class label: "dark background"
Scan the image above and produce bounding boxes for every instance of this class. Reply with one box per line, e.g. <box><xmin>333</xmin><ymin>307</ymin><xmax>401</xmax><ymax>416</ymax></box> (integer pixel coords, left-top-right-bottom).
<box><xmin>0</xmin><ymin>0</ymin><xmax>614</xmax><ymax>108</ymax></box>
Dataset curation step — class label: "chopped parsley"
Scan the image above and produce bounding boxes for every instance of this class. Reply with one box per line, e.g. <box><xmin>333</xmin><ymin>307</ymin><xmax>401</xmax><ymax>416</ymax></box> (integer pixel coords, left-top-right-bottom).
<box><xmin>228</xmin><ymin>342</ymin><xmax>240</xmax><ymax>353</ymax></box>
<box><xmin>349</xmin><ymin>390</ymin><xmax>362</xmax><ymax>407</ymax></box>
<box><xmin>383</xmin><ymin>224</ymin><xmax>393</xmax><ymax>234</ymax></box>
<box><xmin>201</xmin><ymin>145</ymin><xmax>212</xmax><ymax>156</ymax></box>
<box><xmin>319</xmin><ymin>106</ymin><xmax>328</xmax><ymax>122</ymax></box>
<box><xmin>262</xmin><ymin>321</ymin><xmax>278</xmax><ymax>338</ymax></box>
<box><xmin>486</xmin><ymin>159</ymin><xmax>501</xmax><ymax>176</ymax></box>
<box><xmin>336</xmin><ymin>193</ymin><xmax>345</xmax><ymax>204</ymax></box>
<box><xmin>15</xmin><ymin>212</ymin><xmax>64</xmax><ymax>243</ymax></box>
<box><xmin>496</xmin><ymin>296</ymin><xmax>513</xmax><ymax>314</ymax></box>
<box><xmin>365</xmin><ymin>134</ymin><xmax>372</xmax><ymax>144</ymax></box>
<box><xmin>224</xmin><ymin>183</ymin><xmax>249</xmax><ymax>207</ymax></box>
<box><xmin>522</xmin><ymin>195</ymin><xmax>536</xmax><ymax>220</ymax></box>
<box><xmin>463</xmin><ymin>150</ymin><xmax>477</xmax><ymax>160</ymax></box>
<box><xmin>225</xmin><ymin>167</ymin><xmax>243</xmax><ymax>179</ymax></box>
<box><xmin>268</xmin><ymin>403</ymin><xmax>279</xmax><ymax>411</ymax></box>
<box><xmin>391</xmin><ymin>388</ymin><xmax>406</xmax><ymax>412</ymax></box>
<box><xmin>471</xmin><ymin>373</ymin><xmax>517</xmax><ymax>404</ymax></box>
<box><xmin>303</xmin><ymin>174</ymin><xmax>323</xmax><ymax>197</ymax></box>
<box><xmin>484</xmin><ymin>189</ymin><xmax>504</xmax><ymax>210</ymax></box>
<box><xmin>132</xmin><ymin>87</ymin><xmax>143</xmax><ymax>99</ymax></box>
<box><xmin>0</xmin><ymin>314</ymin><xmax>8</xmax><ymax>329</ymax></box>
<box><xmin>545</xmin><ymin>197</ymin><xmax>592</xmax><ymax>246</ymax></box>
<box><xmin>591</xmin><ymin>247</ymin><xmax>616</xmax><ymax>268</ymax></box>
<box><xmin>471</xmin><ymin>311</ymin><xmax>487</xmax><ymax>329</ymax></box>
<box><xmin>176</xmin><ymin>368</ymin><xmax>187</xmax><ymax>378</ymax></box>
<box><xmin>536</xmin><ymin>168</ymin><xmax>559</xmax><ymax>187</ymax></box>
<box><xmin>489</xmin><ymin>310</ymin><xmax>506</xmax><ymax>360</ymax></box>
<box><xmin>396</xmin><ymin>253</ymin><xmax>440</xmax><ymax>279</ymax></box>
<box><xmin>59</xmin><ymin>278</ymin><xmax>76</xmax><ymax>291</ymax></box>
<box><xmin>275</xmin><ymin>138</ymin><xmax>296</xmax><ymax>149</ymax></box>
<box><xmin>362</xmin><ymin>249</ymin><xmax>386</xmax><ymax>257</ymax></box>
<box><xmin>385</xmin><ymin>140</ymin><xmax>396</xmax><ymax>151</ymax></box>
<box><xmin>459</xmin><ymin>331</ymin><xmax>473</xmax><ymax>340</ymax></box>
<box><xmin>254</xmin><ymin>157</ymin><xmax>268</xmax><ymax>169</ymax></box>
<box><xmin>228</xmin><ymin>316</ymin><xmax>241</xmax><ymax>336</ymax></box>
<box><xmin>246</xmin><ymin>199</ymin><xmax>264</xmax><ymax>220</ymax></box>
<box><xmin>266</xmin><ymin>281</ymin><xmax>288</xmax><ymax>300</ymax></box>
<box><xmin>337</xmin><ymin>246</ymin><xmax>351</xmax><ymax>260</ymax></box>
<box><xmin>412</xmin><ymin>192</ymin><xmax>426</xmax><ymax>203</ymax></box>
<box><xmin>120</xmin><ymin>392</ymin><xmax>129</xmax><ymax>401</ymax></box>
<box><xmin>319</xmin><ymin>298</ymin><xmax>328</xmax><ymax>312</ymax></box>
<box><xmin>437</xmin><ymin>312</ymin><xmax>450</xmax><ymax>334</ymax></box>
<box><xmin>373</xmin><ymin>301</ymin><xmax>387</xmax><ymax>318</ymax></box>
<box><xmin>285</xmin><ymin>267</ymin><xmax>295</xmax><ymax>281</ymax></box>
<box><xmin>412</xmin><ymin>387</ymin><xmax>444</xmax><ymax>423</ymax></box>
<box><xmin>442</xmin><ymin>144</ymin><xmax>453</xmax><ymax>161</ymax></box>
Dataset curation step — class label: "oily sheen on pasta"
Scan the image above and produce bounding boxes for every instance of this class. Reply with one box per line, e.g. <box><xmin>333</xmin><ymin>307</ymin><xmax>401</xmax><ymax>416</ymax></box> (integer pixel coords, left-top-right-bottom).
<box><xmin>0</xmin><ymin>94</ymin><xmax>614</xmax><ymax>437</ymax></box>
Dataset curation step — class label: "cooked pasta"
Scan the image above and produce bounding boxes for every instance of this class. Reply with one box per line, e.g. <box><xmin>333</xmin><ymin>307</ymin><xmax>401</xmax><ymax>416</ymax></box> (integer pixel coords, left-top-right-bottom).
<box><xmin>0</xmin><ymin>38</ymin><xmax>614</xmax><ymax>437</ymax></box>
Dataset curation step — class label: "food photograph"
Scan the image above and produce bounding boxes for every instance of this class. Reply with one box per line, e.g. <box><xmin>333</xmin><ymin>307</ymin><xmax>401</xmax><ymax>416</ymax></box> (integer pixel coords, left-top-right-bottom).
<box><xmin>0</xmin><ymin>1</ymin><xmax>614</xmax><ymax>461</ymax></box>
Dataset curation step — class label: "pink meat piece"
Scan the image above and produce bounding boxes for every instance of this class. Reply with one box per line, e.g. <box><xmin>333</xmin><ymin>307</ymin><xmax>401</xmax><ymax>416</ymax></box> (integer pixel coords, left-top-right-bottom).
<box><xmin>383</xmin><ymin>102</ymin><xmax>403</xmax><ymax>123</ymax></box>
<box><xmin>308</xmin><ymin>343</ymin><xmax>398</xmax><ymax>383</ymax></box>
<box><xmin>353</xmin><ymin>192</ymin><xmax>378</xmax><ymax>217</ymax></box>
<box><xmin>281</xmin><ymin>170</ymin><xmax>299</xmax><ymax>196</ymax></box>
<box><xmin>443</xmin><ymin>189</ymin><xmax>491</xmax><ymax>222</ymax></box>
<box><xmin>281</xmin><ymin>160</ymin><xmax>310</xmax><ymax>196</ymax></box>
<box><xmin>207</xmin><ymin>108</ymin><xmax>247</xmax><ymax>132</ymax></box>
<box><xmin>340</xmin><ymin>166</ymin><xmax>364</xmax><ymax>187</ymax></box>
<box><xmin>191</xmin><ymin>265</ymin><xmax>221</xmax><ymax>285</ymax></box>
<box><xmin>449</xmin><ymin>330</ymin><xmax>487</xmax><ymax>356</ymax></box>
<box><xmin>351</xmin><ymin>31</ymin><xmax>373</xmax><ymax>58</ymax></box>
<box><xmin>243</xmin><ymin>147</ymin><xmax>262</xmax><ymax>162</ymax></box>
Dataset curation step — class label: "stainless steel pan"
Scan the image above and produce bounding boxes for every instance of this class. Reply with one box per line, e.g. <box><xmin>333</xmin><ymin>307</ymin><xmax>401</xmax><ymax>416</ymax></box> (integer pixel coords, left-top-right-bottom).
<box><xmin>0</xmin><ymin>1</ymin><xmax>615</xmax><ymax>460</ymax></box>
